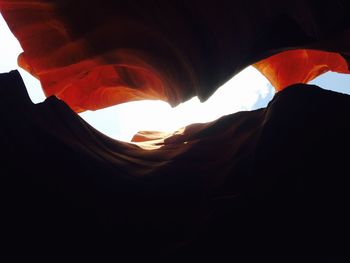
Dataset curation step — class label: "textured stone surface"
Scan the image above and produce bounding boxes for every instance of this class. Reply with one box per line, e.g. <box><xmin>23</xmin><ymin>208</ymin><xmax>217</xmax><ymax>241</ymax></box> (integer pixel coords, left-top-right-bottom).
<box><xmin>1</xmin><ymin>71</ymin><xmax>349</xmax><ymax>261</ymax></box>
<box><xmin>1</xmin><ymin>1</ymin><xmax>350</xmax><ymax>111</ymax></box>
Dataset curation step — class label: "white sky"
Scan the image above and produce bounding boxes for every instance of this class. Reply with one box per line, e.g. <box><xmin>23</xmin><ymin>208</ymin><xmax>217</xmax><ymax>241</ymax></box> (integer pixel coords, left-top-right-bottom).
<box><xmin>80</xmin><ymin>67</ymin><xmax>274</xmax><ymax>141</ymax></box>
<box><xmin>2</xmin><ymin>12</ymin><xmax>349</xmax><ymax>142</ymax></box>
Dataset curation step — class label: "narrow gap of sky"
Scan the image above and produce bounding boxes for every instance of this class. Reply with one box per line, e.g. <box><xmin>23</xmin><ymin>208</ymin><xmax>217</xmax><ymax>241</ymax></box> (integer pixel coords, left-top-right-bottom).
<box><xmin>1</xmin><ymin>13</ymin><xmax>350</xmax><ymax>142</ymax></box>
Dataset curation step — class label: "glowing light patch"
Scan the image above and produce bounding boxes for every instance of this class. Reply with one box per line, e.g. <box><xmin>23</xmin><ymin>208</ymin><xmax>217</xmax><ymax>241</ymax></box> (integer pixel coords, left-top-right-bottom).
<box><xmin>80</xmin><ymin>67</ymin><xmax>274</xmax><ymax>141</ymax></box>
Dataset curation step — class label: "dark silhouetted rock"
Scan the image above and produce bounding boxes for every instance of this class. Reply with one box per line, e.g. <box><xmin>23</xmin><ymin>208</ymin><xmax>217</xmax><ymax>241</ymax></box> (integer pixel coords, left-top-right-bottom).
<box><xmin>1</xmin><ymin>71</ymin><xmax>349</xmax><ymax>261</ymax></box>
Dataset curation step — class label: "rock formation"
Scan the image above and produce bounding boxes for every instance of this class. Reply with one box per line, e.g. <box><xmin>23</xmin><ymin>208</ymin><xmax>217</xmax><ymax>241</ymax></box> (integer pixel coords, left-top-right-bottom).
<box><xmin>1</xmin><ymin>70</ymin><xmax>349</xmax><ymax>261</ymax></box>
<box><xmin>1</xmin><ymin>1</ymin><xmax>350</xmax><ymax>261</ymax></box>
<box><xmin>1</xmin><ymin>1</ymin><xmax>350</xmax><ymax>111</ymax></box>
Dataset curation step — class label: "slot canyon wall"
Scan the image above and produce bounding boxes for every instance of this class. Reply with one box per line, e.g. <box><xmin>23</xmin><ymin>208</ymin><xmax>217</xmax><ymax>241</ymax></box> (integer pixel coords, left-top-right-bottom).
<box><xmin>1</xmin><ymin>1</ymin><xmax>350</xmax><ymax>261</ymax></box>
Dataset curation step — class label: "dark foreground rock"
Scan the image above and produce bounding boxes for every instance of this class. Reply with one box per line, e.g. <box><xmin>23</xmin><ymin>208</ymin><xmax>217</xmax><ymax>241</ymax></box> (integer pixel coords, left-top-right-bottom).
<box><xmin>1</xmin><ymin>71</ymin><xmax>349</xmax><ymax>261</ymax></box>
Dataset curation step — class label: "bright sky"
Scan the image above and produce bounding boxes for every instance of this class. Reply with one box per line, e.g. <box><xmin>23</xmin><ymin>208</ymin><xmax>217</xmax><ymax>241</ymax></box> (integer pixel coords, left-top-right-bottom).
<box><xmin>1</xmin><ymin>13</ymin><xmax>350</xmax><ymax>142</ymax></box>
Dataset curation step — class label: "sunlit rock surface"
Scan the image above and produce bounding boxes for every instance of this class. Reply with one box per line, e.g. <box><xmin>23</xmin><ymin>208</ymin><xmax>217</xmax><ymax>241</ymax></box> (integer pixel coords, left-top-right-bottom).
<box><xmin>1</xmin><ymin>1</ymin><xmax>350</xmax><ymax>111</ymax></box>
<box><xmin>254</xmin><ymin>49</ymin><xmax>350</xmax><ymax>91</ymax></box>
<box><xmin>1</xmin><ymin>71</ymin><xmax>349</xmax><ymax>261</ymax></box>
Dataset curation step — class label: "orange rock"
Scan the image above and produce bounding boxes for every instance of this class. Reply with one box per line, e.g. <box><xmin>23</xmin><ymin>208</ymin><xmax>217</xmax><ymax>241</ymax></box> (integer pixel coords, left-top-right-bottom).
<box><xmin>254</xmin><ymin>49</ymin><xmax>350</xmax><ymax>91</ymax></box>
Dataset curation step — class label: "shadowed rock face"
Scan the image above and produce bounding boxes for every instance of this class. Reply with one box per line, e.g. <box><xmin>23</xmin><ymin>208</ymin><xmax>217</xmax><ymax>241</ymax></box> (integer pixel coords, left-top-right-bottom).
<box><xmin>1</xmin><ymin>1</ymin><xmax>350</xmax><ymax>261</ymax></box>
<box><xmin>1</xmin><ymin>71</ymin><xmax>349</xmax><ymax>261</ymax></box>
<box><xmin>1</xmin><ymin>1</ymin><xmax>350</xmax><ymax>111</ymax></box>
